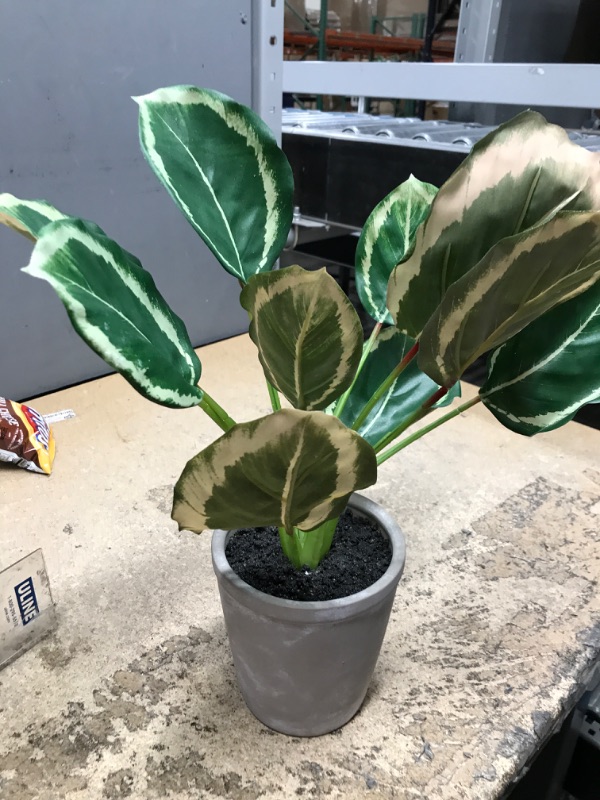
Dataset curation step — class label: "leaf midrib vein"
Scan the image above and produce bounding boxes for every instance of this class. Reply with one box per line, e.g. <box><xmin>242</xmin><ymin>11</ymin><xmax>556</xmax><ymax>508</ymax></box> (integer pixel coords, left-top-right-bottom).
<box><xmin>155</xmin><ymin>112</ymin><xmax>243</xmax><ymax>274</ymax></box>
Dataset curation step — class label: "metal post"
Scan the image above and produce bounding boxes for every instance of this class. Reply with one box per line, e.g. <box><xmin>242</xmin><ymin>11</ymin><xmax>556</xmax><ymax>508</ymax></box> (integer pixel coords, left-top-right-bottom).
<box><xmin>417</xmin><ymin>0</ymin><xmax>458</xmax><ymax>118</ymax></box>
<box><xmin>422</xmin><ymin>0</ymin><xmax>437</xmax><ymax>62</ymax></box>
<box><xmin>251</xmin><ymin>0</ymin><xmax>285</xmax><ymax>141</ymax></box>
<box><xmin>317</xmin><ymin>0</ymin><xmax>328</xmax><ymax>110</ymax></box>
<box><xmin>454</xmin><ymin>0</ymin><xmax>502</xmax><ymax>64</ymax></box>
<box><xmin>284</xmin><ymin>0</ymin><xmax>318</xmax><ymax>35</ymax></box>
<box><xmin>318</xmin><ymin>0</ymin><xmax>328</xmax><ymax>61</ymax></box>
<box><xmin>416</xmin><ymin>0</ymin><xmax>437</xmax><ymax>117</ymax></box>
<box><xmin>432</xmin><ymin>0</ymin><xmax>460</xmax><ymax>39</ymax></box>
<box><xmin>410</xmin><ymin>12</ymin><xmax>418</xmax><ymax>37</ymax></box>
<box><xmin>406</xmin><ymin>12</ymin><xmax>420</xmax><ymax>117</ymax></box>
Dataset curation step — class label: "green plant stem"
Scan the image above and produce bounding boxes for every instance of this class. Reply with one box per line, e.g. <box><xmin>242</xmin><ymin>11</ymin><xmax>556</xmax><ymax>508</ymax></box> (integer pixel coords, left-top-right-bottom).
<box><xmin>373</xmin><ymin>385</ymin><xmax>449</xmax><ymax>453</ymax></box>
<box><xmin>377</xmin><ymin>395</ymin><xmax>481</xmax><ymax>465</ymax></box>
<box><xmin>198</xmin><ymin>389</ymin><xmax>236</xmax><ymax>432</ymax></box>
<box><xmin>266</xmin><ymin>379</ymin><xmax>281</xmax><ymax>411</ymax></box>
<box><xmin>351</xmin><ymin>341</ymin><xmax>420</xmax><ymax>431</ymax></box>
<box><xmin>278</xmin><ymin>516</ymin><xmax>339</xmax><ymax>570</ymax></box>
<box><xmin>333</xmin><ymin>322</ymin><xmax>383</xmax><ymax>418</ymax></box>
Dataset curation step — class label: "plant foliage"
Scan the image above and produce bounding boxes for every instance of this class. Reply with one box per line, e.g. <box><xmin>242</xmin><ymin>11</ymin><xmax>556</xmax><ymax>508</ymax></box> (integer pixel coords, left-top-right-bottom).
<box><xmin>3</xmin><ymin>89</ymin><xmax>600</xmax><ymax>569</ymax></box>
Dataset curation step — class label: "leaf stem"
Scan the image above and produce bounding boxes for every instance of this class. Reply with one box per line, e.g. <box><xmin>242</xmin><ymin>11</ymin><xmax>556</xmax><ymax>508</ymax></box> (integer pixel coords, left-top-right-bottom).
<box><xmin>376</xmin><ymin>395</ymin><xmax>481</xmax><ymax>465</ymax></box>
<box><xmin>266</xmin><ymin>379</ymin><xmax>281</xmax><ymax>412</ymax></box>
<box><xmin>278</xmin><ymin>516</ymin><xmax>339</xmax><ymax>569</ymax></box>
<box><xmin>198</xmin><ymin>389</ymin><xmax>237</xmax><ymax>432</ymax></box>
<box><xmin>373</xmin><ymin>384</ymin><xmax>449</xmax><ymax>453</ymax></box>
<box><xmin>351</xmin><ymin>340</ymin><xmax>420</xmax><ymax>431</ymax></box>
<box><xmin>278</xmin><ymin>526</ymin><xmax>303</xmax><ymax>568</ymax></box>
<box><xmin>334</xmin><ymin>322</ymin><xmax>382</xmax><ymax>418</ymax></box>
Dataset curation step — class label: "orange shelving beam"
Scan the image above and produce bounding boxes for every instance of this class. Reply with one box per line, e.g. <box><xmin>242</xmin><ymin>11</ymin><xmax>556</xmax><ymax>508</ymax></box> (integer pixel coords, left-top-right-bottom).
<box><xmin>283</xmin><ymin>28</ymin><xmax>455</xmax><ymax>62</ymax></box>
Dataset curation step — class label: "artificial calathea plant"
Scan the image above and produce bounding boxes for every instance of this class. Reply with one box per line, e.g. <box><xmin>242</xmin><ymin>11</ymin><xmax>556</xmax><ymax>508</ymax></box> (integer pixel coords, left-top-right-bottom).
<box><xmin>2</xmin><ymin>87</ymin><xmax>600</xmax><ymax>570</ymax></box>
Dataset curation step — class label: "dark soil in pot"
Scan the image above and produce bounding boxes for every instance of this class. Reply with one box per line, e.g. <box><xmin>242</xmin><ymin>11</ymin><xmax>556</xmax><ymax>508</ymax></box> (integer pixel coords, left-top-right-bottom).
<box><xmin>225</xmin><ymin>508</ymin><xmax>392</xmax><ymax>602</ymax></box>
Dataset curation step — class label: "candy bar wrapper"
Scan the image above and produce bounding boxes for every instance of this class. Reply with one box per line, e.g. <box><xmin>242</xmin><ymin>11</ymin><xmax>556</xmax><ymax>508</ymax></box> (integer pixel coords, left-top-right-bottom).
<box><xmin>0</xmin><ymin>398</ymin><xmax>55</xmax><ymax>475</ymax></box>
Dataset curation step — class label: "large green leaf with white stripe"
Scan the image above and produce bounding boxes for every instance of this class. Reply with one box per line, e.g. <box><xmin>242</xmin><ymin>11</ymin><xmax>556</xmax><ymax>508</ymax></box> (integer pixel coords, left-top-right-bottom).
<box><xmin>23</xmin><ymin>218</ymin><xmax>202</xmax><ymax>408</ymax></box>
<box><xmin>338</xmin><ymin>327</ymin><xmax>460</xmax><ymax>447</ymax></box>
<box><xmin>481</xmin><ymin>282</ymin><xmax>600</xmax><ymax>435</ymax></box>
<box><xmin>172</xmin><ymin>409</ymin><xmax>377</xmax><ymax>535</ymax></box>
<box><xmin>387</xmin><ymin>111</ymin><xmax>600</xmax><ymax>337</ymax></box>
<box><xmin>418</xmin><ymin>211</ymin><xmax>600</xmax><ymax>387</ymax></box>
<box><xmin>0</xmin><ymin>194</ymin><xmax>71</xmax><ymax>241</ymax></box>
<box><xmin>355</xmin><ymin>176</ymin><xmax>437</xmax><ymax>324</ymax></box>
<box><xmin>0</xmin><ymin>195</ymin><xmax>154</xmax><ymax>280</ymax></box>
<box><xmin>135</xmin><ymin>86</ymin><xmax>294</xmax><ymax>281</ymax></box>
<box><xmin>240</xmin><ymin>266</ymin><xmax>363</xmax><ymax>410</ymax></box>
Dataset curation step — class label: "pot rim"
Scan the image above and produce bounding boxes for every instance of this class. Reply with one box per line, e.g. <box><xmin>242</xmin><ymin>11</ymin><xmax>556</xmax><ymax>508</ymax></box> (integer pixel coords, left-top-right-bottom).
<box><xmin>211</xmin><ymin>493</ymin><xmax>406</xmax><ymax>621</ymax></box>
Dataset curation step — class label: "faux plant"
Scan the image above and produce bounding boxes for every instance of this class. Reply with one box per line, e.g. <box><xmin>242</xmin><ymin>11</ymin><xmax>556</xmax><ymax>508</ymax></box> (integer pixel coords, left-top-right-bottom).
<box><xmin>3</xmin><ymin>87</ymin><xmax>600</xmax><ymax>570</ymax></box>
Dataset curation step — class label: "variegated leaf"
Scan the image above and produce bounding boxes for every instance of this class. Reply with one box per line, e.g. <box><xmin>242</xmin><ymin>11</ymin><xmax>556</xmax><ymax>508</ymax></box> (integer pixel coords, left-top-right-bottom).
<box><xmin>387</xmin><ymin>111</ymin><xmax>600</xmax><ymax>337</ymax></box>
<box><xmin>355</xmin><ymin>175</ymin><xmax>437</xmax><ymax>324</ymax></box>
<box><xmin>135</xmin><ymin>86</ymin><xmax>294</xmax><ymax>281</ymax></box>
<box><xmin>418</xmin><ymin>211</ymin><xmax>600</xmax><ymax>387</ymax></box>
<box><xmin>172</xmin><ymin>409</ymin><xmax>377</xmax><ymax>534</ymax></box>
<box><xmin>23</xmin><ymin>218</ymin><xmax>202</xmax><ymax>408</ymax></box>
<box><xmin>338</xmin><ymin>327</ymin><xmax>460</xmax><ymax>447</ymax></box>
<box><xmin>240</xmin><ymin>265</ymin><xmax>363</xmax><ymax>410</ymax></box>
<box><xmin>481</xmin><ymin>282</ymin><xmax>600</xmax><ymax>435</ymax></box>
<box><xmin>0</xmin><ymin>193</ymin><xmax>118</xmax><ymax>247</ymax></box>
<box><xmin>0</xmin><ymin>194</ymin><xmax>70</xmax><ymax>240</ymax></box>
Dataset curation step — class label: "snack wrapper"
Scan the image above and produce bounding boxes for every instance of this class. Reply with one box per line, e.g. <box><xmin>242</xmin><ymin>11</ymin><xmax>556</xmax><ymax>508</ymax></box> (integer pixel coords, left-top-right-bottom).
<box><xmin>0</xmin><ymin>398</ymin><xmax>55</xmax><ymax>475</ymax></box>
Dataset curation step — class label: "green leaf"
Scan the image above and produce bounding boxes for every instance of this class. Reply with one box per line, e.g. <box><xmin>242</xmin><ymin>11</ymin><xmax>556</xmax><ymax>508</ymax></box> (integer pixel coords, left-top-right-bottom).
<box><xmin>387</xmin><ymin>111</ymin><xmax>600</xmax><ymax>337</ymax></box>
<box><xmin>0</xmin><ymin>194</ymin><xmax>148</xmax><ymax>285</ymax></box>
<box><xmin>240</xmin><ymin>265</ymin><xmax>363</xmax><ymax>410</ymax></box>
<box><xmin>0</xmin><ymin>194</ymin><xmax>71</xmax><ymax>240</ymax></box>
<box><xmin>338</xmin><ymin>327</ymin><xmax>459</xmax><ymax>446</ymax></box>
<box><xmin>135</xmin><ymin>86</ymin><xmax>294</xmax><ymax>281</ymax></box>
<box><xmin>418</xmin><ymin>211</ymin><xmax>600</xmax><ymax>387</ymax></box>
<box><xmin>172</xmin><ymin>408</ymin><xmax>377</xmax><ymax>534</ymax></box>
<box><xmin>481</xmin><ymin>282</ymin><xmax>600</xmax><ymax>435</ymax></box>
<box><xmin>23</xmin><ymin>218</ymin><xmax>202</xmax><ymax>408</ymax></box>
<box><xmin>355</xmin><ymin>175</ymin><xmax>437</xmax><ymax>324</ymax></box>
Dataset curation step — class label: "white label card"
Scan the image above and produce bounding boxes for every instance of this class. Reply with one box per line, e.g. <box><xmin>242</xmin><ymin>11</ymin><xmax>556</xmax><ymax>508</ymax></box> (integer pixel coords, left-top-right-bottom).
<box><xmin>43</xmin><ymin>409</ymin><xmax>76</xmax><ymax>424</ymax></box>
<box><xmin>0</xmin><ymin>549</ymin><xmax>57</xmax><ymax>670</ymax></box>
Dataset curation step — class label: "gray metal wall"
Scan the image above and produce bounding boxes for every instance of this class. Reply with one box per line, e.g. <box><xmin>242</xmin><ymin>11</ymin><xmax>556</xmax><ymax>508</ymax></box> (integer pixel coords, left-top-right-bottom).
<box><xmin>1</xmin><ymin>1</ymin><xmax>257</xmax><ymax>401</ymax></box>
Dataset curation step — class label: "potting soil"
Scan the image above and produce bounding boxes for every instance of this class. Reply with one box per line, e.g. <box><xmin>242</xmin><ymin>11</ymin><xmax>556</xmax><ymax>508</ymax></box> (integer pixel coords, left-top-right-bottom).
<box><xmin>225</xmin><ymin>509</ymin><xmax>392</xmax><ymax>601</ymax></box>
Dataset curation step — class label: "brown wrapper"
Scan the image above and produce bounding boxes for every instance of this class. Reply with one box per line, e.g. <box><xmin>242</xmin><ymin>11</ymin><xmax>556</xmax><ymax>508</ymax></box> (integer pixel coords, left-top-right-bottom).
<box><xmin>0</xmin><ymin>398</ymin><xmax>55</xmax><ymax>474</ymax></box>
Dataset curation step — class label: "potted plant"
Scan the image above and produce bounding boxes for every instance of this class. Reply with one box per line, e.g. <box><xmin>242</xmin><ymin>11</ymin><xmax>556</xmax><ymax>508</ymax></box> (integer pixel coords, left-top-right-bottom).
<box><xmin>2</xmin><ymin>87</ymin><xmax>600</xmax><ymax>736</ymax></box>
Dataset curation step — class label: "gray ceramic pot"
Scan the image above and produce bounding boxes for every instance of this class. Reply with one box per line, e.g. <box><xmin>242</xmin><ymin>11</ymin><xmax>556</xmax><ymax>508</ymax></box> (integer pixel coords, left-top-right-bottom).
<box><xmin>211</xmin><ymin>493</ymin><xmax>406</xmax><ymax>737</ymax></box>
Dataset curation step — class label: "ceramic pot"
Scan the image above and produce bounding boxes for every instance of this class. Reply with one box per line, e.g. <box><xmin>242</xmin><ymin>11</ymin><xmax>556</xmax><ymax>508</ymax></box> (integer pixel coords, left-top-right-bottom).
<box><xmin>211</xmin><ymin>493</ymin><xmax>406</xmax><ymax>737</ymax></box>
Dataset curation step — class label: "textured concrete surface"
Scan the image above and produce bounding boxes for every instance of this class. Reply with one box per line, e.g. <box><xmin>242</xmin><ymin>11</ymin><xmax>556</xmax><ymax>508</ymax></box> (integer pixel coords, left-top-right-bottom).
<box><xmin>1</xmin><ymin>334</ymin><xmax>599</xmax><ymax>800</ymax></box>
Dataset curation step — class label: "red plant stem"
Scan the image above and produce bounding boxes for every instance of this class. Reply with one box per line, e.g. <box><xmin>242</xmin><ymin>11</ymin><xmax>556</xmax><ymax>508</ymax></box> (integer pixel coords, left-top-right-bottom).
<box><xmin>351</xmin><ymin>341</ymin><xmax>420</xmax><ymax>431</ymax></box>
<box><xmin>373</xmin><ymin>384</ymin><xmax>449</xmax><ymax>453</ymax></box>
<box><xmin>423</xmin><ymin>386</ymin><xmax>449</xmax><ymax>409</ymax></box>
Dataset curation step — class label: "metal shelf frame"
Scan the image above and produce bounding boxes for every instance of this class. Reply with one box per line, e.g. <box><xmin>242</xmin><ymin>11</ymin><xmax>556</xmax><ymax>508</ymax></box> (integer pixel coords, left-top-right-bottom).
<box><xmin>282</xmin><ymin>60</ymin><xmax>600</xmax><ymax>109</ymax></box>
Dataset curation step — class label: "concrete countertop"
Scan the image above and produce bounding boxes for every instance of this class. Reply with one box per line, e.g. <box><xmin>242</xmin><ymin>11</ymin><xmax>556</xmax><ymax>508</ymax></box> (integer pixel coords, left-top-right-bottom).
<box><xmin>1</xmin><ymin>334</ymin><xmax>599</xmax><ymax>800</ymax></box>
